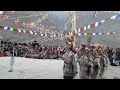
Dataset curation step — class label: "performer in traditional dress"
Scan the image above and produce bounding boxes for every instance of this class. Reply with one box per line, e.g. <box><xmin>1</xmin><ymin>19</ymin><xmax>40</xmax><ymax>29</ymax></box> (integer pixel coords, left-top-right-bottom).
<box><xmin>89</xmin><ymin>44</ymin><xmax>101</xmax><ymax>79</ymax></box>
<box><xmin>97</xmin><ymin>46</ymin><xmax>108</xmax><ymax>79</ymax></box>
<box><xmin>62</xmin><ymin>38</ymin><xmax>78</xmax><ymax>79</ymax></box>
<box><xmin>77</xmin><ymin>43</ymin><xmax>93</xmax><ymax>79</ymax></box>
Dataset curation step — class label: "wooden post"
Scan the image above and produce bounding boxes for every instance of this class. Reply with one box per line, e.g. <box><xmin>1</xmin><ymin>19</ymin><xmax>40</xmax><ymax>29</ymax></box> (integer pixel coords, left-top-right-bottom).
<box><xmin>71</xmin><ymin>11</ymin><xmax>77</xmax><ymax>48</ymax></box>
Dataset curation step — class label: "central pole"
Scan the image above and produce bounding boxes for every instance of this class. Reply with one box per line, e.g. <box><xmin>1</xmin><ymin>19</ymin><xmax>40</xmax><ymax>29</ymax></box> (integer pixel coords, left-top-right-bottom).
<box><xmin>71</xmin><ymin>11</ymin><xmax>76</xmax><ymax>48</ymax></box>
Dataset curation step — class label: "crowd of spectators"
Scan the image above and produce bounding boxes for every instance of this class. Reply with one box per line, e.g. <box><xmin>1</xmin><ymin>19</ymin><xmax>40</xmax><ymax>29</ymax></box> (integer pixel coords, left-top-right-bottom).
<box><xmin>106</xmin><ymin>47</ymin><xmax>120</xmax><ymax>66</ymax></box>
<box><xmin>0</xmin><ymin>41</ymin><xmax>120</xmax><ymax>66</ymax></box>
<box><xmin>0</xmin><ymin>41</ymin><xmax>66</xmax><ymax>59</ymax></box>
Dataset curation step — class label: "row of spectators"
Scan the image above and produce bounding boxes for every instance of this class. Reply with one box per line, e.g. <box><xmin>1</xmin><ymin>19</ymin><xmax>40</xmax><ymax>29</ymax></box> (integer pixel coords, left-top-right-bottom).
<box><xmin>0</xmin><ymin>41</ymin><xmax>66</xmax><ymax>59</ymax></box>
<box><xmin>0</xmin><ymin>41</ymin><xmax>120</xmax><ymax>65</ymax></box>
<box><xmin>106</xmin><ymin>47</ymin><xmax>120</xmax><ymax>66</ymax></box>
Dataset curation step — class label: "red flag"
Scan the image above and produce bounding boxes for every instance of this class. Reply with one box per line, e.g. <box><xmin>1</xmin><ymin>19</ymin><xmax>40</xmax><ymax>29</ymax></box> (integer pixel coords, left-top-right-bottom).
<box><xmin>2</xmin><ymin>26</ymin><xmax>5</xmax><ymax>30</ymax></box>
<box><xmin>16</xmin><ymin>28</ymin><xmax>19</xmax><ymax>32</ymax></box>
<box><xmin>92</xmin><ymin>23</ymin><xmax>96</xmax><ymax>27</ymax></box>
<box><xmin>81</xmin><ymin>27</ymin><xmax>84</xmax><ymax>31</ymax></box>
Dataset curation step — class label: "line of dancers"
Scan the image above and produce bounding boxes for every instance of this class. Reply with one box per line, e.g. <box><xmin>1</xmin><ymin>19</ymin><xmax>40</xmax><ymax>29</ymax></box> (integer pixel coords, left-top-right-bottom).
<box><xmin>62</xmin><ymin>36</ymin><xmax>109</xmax><ymax>79</ymax></box>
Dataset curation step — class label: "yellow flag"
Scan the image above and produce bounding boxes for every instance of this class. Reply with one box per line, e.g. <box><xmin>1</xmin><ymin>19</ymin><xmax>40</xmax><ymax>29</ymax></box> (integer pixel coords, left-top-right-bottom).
<box><xmin>99</xmin><ymin>33</ymin><xmax>102</xmax><ymax>35</ymax></box>
<box><xmin>101</xmin><ymin>20</ymin><xmax>105</xmax><ymax>23</ymax></box>
<box><xmin>84</xmin><ymin>33</ymin><xmax>87</xmax><ymax>36</ymax></box>
<box><xmin>35</xmin><ymin>32</ymin><xmax>38</xmax><ymax>35</ymax></box>
<box><xmin>78</xmin><ymin>28</ymin><xmax>81</xmax><ymax>32</ymax></box>
<box><xmin>88</xmin><ymin>25</ymin><xmax>91</xmax><ymax>29</ymax></box>
<box><xmin>10</xmin><ymin>27</ymin><xmax>14</xmax><ymax>31</ymax></box>
<box><xmin>23</xmin><ymin>30</ymin><xmax>26</xmax><ymax>33</ymax></box>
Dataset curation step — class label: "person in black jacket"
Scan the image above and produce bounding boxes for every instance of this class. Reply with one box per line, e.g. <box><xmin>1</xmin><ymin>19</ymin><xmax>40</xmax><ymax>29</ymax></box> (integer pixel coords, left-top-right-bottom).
<box><xmin>108</xmin><ymin>48</ymin><xmax>113</xmax><ymax>65</ymax></box>
<box><xmin>32</xmin><ymin>41</ymin><xmax>39</xmax><ymax>50</ymax></box>
<box><xmin>116</xmin><ymin>48</ymin><xmax>120</xmax><ymax>60</ymax></box>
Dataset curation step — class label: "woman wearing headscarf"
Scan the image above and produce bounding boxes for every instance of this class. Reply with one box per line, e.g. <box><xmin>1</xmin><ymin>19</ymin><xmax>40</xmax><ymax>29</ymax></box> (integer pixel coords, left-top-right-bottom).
<box><xmin>62</xmin><ymin>38</ymin><xmax>78</xmax><ymax>79</ymax></box>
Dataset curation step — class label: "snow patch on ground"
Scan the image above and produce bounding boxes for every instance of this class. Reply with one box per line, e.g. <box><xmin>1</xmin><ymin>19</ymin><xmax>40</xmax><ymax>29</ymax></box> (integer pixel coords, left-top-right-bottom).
<box><xmin>0</xmin><ymin>57</ymin><xmax>120</xmax><ymax>79</ymax></box>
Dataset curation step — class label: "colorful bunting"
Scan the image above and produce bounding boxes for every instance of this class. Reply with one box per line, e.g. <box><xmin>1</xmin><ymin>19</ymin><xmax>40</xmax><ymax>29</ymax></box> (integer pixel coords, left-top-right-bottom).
<box><xmin>0</xmin><ymin>13</ymin><xmax>120</xmax><ymax>40</ymax></box>
<box><xmin>10</xmin><ymin>27</ymin><xmax>14</xmax><ymax>31</ymax></box>
<box><xmin>110</xmin><ymin>14</ymin><xmax>120</xmax><ymax>19</ymax></box>
<box><xmin>76</xmin><ymin>18</ymin><xmax>109</xmax><ymax>34</ymax></box>
<box><xmin>78</xmin><ymin>28</ymin><xmax>81</xmax><ymax>32</ymax></box>
<box><xmin>87</xmin><ymin>25</ymin><xmax>91</xmax><ymax>30</ymax></box>
<box><xmin>84</xmin><ymin>33</ymin><xmax>87</xmax><ymax>36</ymax></box>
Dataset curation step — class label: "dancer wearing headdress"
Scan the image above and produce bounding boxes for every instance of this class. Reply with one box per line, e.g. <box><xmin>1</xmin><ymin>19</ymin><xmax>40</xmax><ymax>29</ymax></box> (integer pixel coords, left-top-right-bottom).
<box><xmin>62</xmin><ymin>36</ymin><xmax>78</xmax><ymax>79</ymax></box>
<box><xmin>77</xmin><ymin>42</ymin><xmax>93</xmax><ymax>79</ymax></box>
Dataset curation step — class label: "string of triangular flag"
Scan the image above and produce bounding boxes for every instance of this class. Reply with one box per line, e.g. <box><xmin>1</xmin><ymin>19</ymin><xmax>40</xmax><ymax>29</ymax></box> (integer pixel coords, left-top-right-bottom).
<box><xmin>0</xmin><ymin>25</ymin><xmax>118</xmax><ymax>40</ymax></box>
<box><xmin>0</xmin><ymin>25</ymin><xmax>65</xmax><ymax>39</ymax></box>
<box><xmin>67</xmin><ymin>13</ymin><xmax>120</xmax><ymax>37</ymax></box>
<box><xmin>93</xmin><ymin>11</ymin><xmax>120</xmax><ymax>18</ymax></box>
<box><xmin>0</xmin><ymin>11</ymin><xmax>70</xmax><ymax>31</ymax></box>
<box><xmin>0</xmin><ymin>11</ymin><xmax>53</xmax><ymax>21</ymax></box>
<box><xmin>0</xmin><ymin>13</ymin><xmax>120</xmax><ymax>39</ymax></box>
<box><xmin>76</xmin><ymin>31</ymin><xmax>117</xmax><ymax>37</ymax></box>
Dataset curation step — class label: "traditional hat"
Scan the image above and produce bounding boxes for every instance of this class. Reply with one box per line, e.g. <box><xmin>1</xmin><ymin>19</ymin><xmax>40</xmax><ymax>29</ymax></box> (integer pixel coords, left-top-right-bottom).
<box><xmin>91</xmin><ymin>43</ymin><xmax>96</xmax><ymax>49</ymax></box>
<box><xmin>81</xmin><ymin>42</ymin><xmax>86</xmax><ymax>46</ymax></box>
<box><xmin>66</xmin><ymin>36</ymin><xmax>74</xmax><ymax>46</ymax></box>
